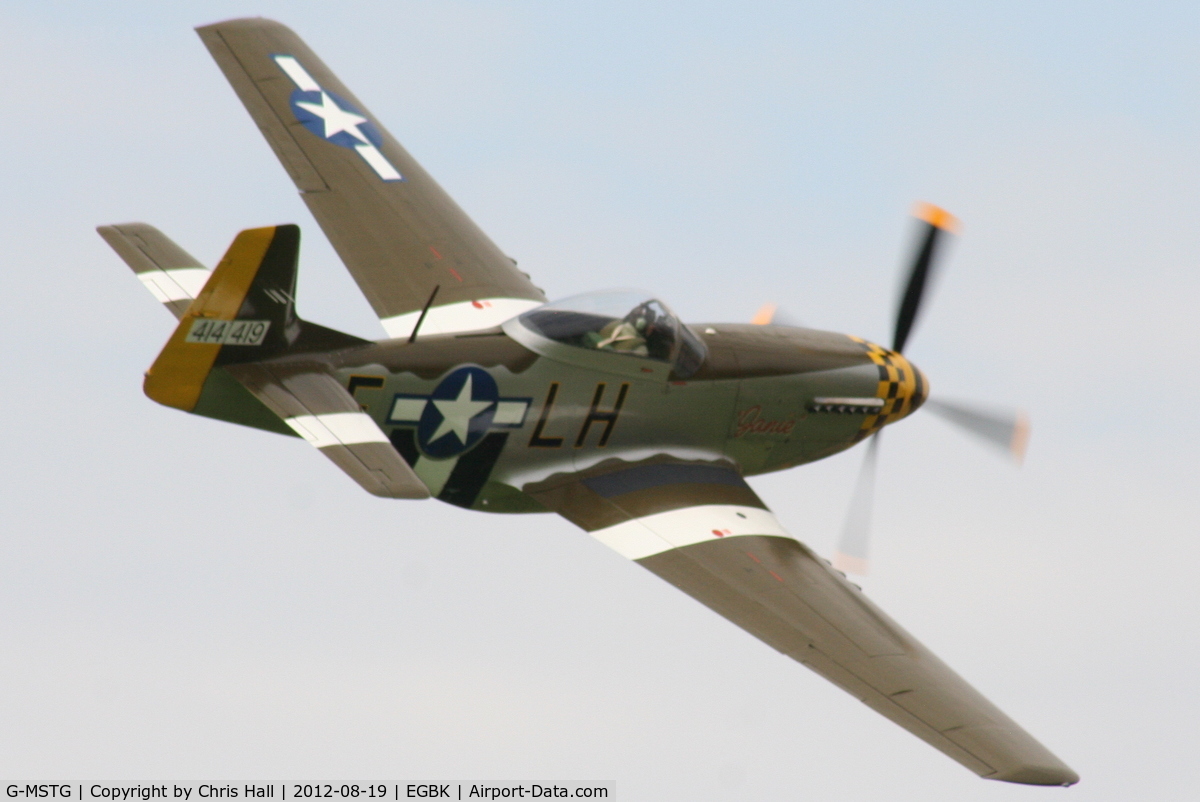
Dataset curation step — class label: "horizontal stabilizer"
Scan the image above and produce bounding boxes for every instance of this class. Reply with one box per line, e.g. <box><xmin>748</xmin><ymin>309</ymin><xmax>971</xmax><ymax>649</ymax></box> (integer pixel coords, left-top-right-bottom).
<box><xmin>98</xmin><ymin>223</ymin><xmax>212</xmax><ymax>318</ymax></box>
<box><xmin>227</xmin><ymin>361</ymin><xmax>430</xmax><ymax>499</ymax></box>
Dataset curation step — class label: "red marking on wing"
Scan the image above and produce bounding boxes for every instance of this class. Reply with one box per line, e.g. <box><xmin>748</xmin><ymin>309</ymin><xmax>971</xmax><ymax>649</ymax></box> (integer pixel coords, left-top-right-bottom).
<box><xmin>429</xmin><ymin>245</ymin><xmax>443</xmax><ymax>259</ymax></box>
<box><xmin>768</xmin><ymin>570</ymin><xmax>783</xmax><ymax>582</ymax></box>
<box><xmin>448</xmin><ymin>267</ymin><xmax>463</xmax><ymax>282</ymax></box>
<box><xmin>471</xmin><ymin>300</ymin><xmax>483</xmax><ymax>309</ymax></box>
<box><xmin>746</xmin><ymin>552</ymin><xmax>761</xmax><ymax>563</ymax></box>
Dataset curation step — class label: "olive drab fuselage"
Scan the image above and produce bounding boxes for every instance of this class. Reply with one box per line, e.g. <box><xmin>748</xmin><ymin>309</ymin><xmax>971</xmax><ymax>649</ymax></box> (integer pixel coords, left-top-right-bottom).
<box><xmin>322</xmin><ymin>321</ymin><xmax>927</xmax><ymax>513</ymax></box>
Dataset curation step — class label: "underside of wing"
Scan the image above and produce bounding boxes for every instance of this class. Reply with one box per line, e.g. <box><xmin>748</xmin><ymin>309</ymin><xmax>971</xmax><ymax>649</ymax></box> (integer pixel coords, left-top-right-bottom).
<box><xmin>526</xmin><ymin>456</ymin><xmax>1077</xmax><ymax>786</ymax></box>
<box><xmin>196</xmin><ymin>18</ymin><xmax>546</xmax><ymax>338</ymax></box>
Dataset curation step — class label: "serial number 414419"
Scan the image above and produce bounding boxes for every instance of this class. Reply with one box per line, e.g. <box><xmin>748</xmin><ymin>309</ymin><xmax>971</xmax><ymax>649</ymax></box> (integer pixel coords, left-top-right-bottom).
<box><xmin>186</xmin><ymin>318</ymin><xmax>271</xmax><ymax>346</ymax></box>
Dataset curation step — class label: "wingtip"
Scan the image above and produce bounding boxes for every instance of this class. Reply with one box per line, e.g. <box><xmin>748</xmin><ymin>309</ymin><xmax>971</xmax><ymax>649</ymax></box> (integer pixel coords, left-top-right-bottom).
<box><xmin>913</xmin><ymin>202</ymin><xmax>961</xmax><ymax>233</ymax></box>
<box><xmin>990</xmin><ymin>764</ymin><xmax>1080</xmax><ymax>787</ymax></box>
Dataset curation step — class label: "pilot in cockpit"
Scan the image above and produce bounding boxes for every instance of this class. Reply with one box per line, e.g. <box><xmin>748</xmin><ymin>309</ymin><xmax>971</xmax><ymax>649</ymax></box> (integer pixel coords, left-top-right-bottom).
<box><xmin>517</xmin><ymin>293</ymin><xmax>698</xmax><ymax>367</ymax></box>
<box><xmin>594</xmin><ymin>316</ymin><xmax>649</xmax><ymax>356</ymax></box>
<box><xmin>589</xmin><ymin>301</ymin><xmax>675</xmax><ymax>359</ymax></box>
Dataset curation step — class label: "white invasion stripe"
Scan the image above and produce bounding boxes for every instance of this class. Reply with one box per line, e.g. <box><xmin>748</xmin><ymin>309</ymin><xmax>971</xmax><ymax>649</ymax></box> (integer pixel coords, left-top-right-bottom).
<box><xmin>389</xmin><ymin>397</ymin><xmax>427</xmax><ymax>422</ymax></box>
<box><xmin>355</xmin><ymin>143</ymin><xmax>403</xmax><ymax>181</ymax></box>
<box><xmin>492</xmin><ymin>400</ymin><xmax>529</xmax><ymax>426</ymax></box>
<box><xmin>137</xmin><ymin>274</ymin><xmax>173</xmax><ymax>304</ymax></box>
<box><xmin>319</xmin><ymin>412</ymin><xmax>391</xmax><ymax>445</ymax></box>
<box><xmin>273</xmin><ymin>55</ymin><xmax>321</xmax><ymax>91</ymax></box>
<box><xmin>137</xmin><ymin>268</ymin><xmax>212</xmax><ymax>303</ymax></box>
<box><xmin>589</xmin><ymin>504</ymin><xmax>792</xmax><ymax>561</ymax></box>
<box><xmin>381</xmin><ymin>298</ymin><xmax>544</xmax><ymax>339</ymax></box>
<box><xmin>285</xmin><ymin>412</ymin><xmax>390</xmax><ymax>449</ymax></box>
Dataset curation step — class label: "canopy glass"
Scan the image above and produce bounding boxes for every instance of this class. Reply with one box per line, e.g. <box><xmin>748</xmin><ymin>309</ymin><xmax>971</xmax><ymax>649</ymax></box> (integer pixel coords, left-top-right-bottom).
<box><xmin>518</xmin><ymin>290</ymin><xmax>707</xmax><ymax>377</ymax></box>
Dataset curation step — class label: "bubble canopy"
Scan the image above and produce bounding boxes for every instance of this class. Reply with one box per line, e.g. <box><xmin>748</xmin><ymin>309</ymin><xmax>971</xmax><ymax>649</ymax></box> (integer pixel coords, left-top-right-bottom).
<box><xmin>514</xmin><ymin>290</ymin><xmax>707</xmax><ymax>377</ymax></box>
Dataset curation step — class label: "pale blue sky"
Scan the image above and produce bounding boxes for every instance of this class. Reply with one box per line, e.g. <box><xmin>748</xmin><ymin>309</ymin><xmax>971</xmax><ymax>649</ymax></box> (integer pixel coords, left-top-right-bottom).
<box><xmin>2</xmin><ymin>2</ymin><xmax>1198</xmax><ymax>799</ymax></box>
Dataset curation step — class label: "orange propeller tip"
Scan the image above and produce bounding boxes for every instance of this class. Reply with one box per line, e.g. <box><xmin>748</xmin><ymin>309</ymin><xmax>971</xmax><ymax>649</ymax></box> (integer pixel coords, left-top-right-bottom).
<box><xmin>832</xmin><ymin>551</ymin><xmax>870</xmax><ymax>576</ymax></box>
<box><xmin>1010</xmin><ymin>412</ymin><xmax>1031</xmax><ymax>464</ymax></box>
<box><xmin>751</xmin><ymin>302</ymin><xmax>777</xmax><ymax>326</ymax></box>
<box><xmin>913</xmin><ymin>202</ymin><xmax>960</xmax><ymax>233</ymax></box>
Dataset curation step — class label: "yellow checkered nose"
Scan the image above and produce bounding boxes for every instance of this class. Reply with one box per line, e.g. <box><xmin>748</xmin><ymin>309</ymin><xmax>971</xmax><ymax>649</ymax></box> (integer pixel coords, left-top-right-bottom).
<box><xmin>897</xmin><ymin>355</ymin><xmax>929</xmax><ymax>415</ymax></box>
<box><xmin>851</xmin><ymin>339</ymin><xmax>929</xmax><ymax>439</ymax></box>
<box><xmin>912</xmin><ymin>362</ymin><xmax>930</xmax><ymax>411</ymax></box>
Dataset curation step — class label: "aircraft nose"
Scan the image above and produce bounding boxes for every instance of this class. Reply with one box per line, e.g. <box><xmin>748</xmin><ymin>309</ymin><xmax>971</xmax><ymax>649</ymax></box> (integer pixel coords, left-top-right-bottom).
<box><xmin>851</xmin><ymin>339</ymin><xmax>929</xmax><ymax>438</ymax></box>
<box><xmin>903</xmin><ymin>356</ymin><xmax>930</xmax><ymax>414</ymax></box>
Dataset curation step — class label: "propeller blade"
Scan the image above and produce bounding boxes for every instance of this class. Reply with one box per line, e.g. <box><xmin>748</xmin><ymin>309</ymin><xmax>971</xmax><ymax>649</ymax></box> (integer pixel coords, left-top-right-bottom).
<box><xmin>833</xmin><ymin>434</ymin><xmax>880</xmax><ymax>575</ymax></box>
<box><xmin>924</xmin><ymin>398</ymin><xmax>1030</xmax><ymax>463</ymax></box>
<box><xmin>750</xmin><ymin>303</ymin><xmax>802</xmax><ymax>327</ymax></box>
<box><xmin>751</xmin><ymin>302</ymin><xmax>778</xmax><ymax>325</ymax></box>
<box><xmin>891</xmin><ymin>203</ymin><xmax>958</xmax><ymax>354</ymax></box>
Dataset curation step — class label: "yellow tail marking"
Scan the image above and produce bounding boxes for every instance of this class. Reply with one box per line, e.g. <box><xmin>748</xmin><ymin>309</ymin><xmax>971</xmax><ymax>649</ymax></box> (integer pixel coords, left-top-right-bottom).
<box><xmin>143</xmin><ymin>226</ymin><xmax>277</xmax><ymax>411</ymax></box>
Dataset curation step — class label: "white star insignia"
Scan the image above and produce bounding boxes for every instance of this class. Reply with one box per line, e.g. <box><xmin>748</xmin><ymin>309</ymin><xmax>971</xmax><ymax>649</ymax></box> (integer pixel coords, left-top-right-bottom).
<box><xmin>295</xmin><ymin>91</ymin><xmax>371</xmax><ymax>144</ymax></box>
<box><xmin>429</xmin><ymin>375</ymin><xmax>493</xmax><ymax>444</ymax></box>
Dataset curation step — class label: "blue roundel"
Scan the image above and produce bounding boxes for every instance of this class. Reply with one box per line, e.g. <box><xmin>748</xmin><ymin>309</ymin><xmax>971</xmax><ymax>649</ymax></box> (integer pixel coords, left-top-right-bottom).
<box><xmin>417</xmin><ymin>367</ymin><xmax>499</xmax><ymax>458</ymax></box>
<box><xmin>289</xmin><ymin>88</ymin><xmax>383</xmax><ymax>150</ymax></box>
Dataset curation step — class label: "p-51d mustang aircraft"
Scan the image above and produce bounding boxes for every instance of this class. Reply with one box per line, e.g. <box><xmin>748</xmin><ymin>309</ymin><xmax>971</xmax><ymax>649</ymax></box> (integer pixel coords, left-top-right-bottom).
<box><xmin>98</xmin><ymin>18</ymin><xmax>1076</xmax><ymax>786</ymax></box>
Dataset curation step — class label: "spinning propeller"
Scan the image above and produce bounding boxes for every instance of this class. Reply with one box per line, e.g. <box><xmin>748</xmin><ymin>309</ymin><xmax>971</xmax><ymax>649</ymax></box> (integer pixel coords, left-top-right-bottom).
<box><xmin>755</xmin><ymin>203</ymin><xmax>1030</xmax><ymax>575</ymax></box>
<box><xmin>835</xmin><ymin>203</ymin><xmax>1029</xmax><ymax>574</ymax></box>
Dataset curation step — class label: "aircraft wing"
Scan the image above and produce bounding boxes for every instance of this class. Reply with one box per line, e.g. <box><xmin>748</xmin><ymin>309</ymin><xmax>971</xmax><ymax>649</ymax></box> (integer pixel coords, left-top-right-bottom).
<box><xmin>196</xmin><ymin>18</ymin><xmax>546</xmax><ymax>339</ymax></box>
<box><xmin>524</xmin><ymin>457</ymin><xmax>1077</xmax><ymax>786</ymax></box>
